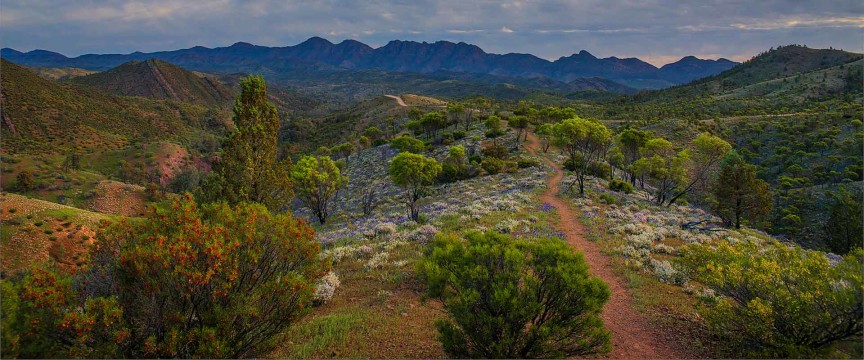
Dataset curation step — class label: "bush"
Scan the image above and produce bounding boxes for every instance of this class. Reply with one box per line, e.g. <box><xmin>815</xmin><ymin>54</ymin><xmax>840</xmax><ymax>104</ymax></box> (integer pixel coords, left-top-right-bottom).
<box><xmin>452</xmin><ymin>130</ymin><xmax>466</xmax><ymax>140</ymax></box>
<box><xmin>16</xmin><ymin>170</ymin><xmax>36</xmax><ymax>191</ymax></box>
<box><xmin>599</xmin><ymin>193</ymin><xmax>617</xmax><ymax>205</ymax></box>
<box><xmin>587</xmin><ymin>162</ymin><xmax>611</xmax><ymax>179</ymax></box>
<box><xmin>517</xmin><ymin>157</ymin><xmax>540</xmax><ymax>168</ymax></box>
<box><xmin>390</xmin><ymin>135</ymin><xmax>426</xmax><ymax>154</ymax></box>
<box><xmin>481</xmin><ymin>143</ymin><xmax>509</xmax><ymax>159</ymax></box>
<box><xmin>419</xmin><ymin>232</ymin><xmax>610</xmax><ymax>358</ymax></box>
<box><xmin>439</xmin><ymin>162</ymin><xmax>465</xmax><ymax>183</ymax></box>
<box><xmin>2</xmin><ymin>195</ymin><xmax>326</xmax><ymax>358</ymax></box>
<box><xmin>679</xmin><ymin>241</ymin><xmax>863</xmax><ymax>358</ymax></box>
<box><xmin>481</xmin><ymin>157</ymin><xmax>506</xmax><ymax>175</ymax></box>
<box><xmin>608</xmin><ymin>179</ymin><xmax>633</xmax><ymax>194</ymax></box>
<box><xmin>168</xmin><ymin>167</ymin><xmax>201</xmax><ymax>194</ymax></box>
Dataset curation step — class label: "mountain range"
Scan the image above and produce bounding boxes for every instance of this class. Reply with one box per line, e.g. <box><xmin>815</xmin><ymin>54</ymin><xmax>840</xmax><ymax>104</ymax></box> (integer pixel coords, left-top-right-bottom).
<box><xmin>1</xmin><ymin>37</ymin><xmax>738</xmax><ymax>89</ymax></box>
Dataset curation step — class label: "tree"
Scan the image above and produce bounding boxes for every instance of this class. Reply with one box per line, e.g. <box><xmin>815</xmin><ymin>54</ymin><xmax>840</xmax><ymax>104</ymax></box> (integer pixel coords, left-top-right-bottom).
<box><xmin>535</xmin><ymin>123</ymin><xmax>553</xmax><ymax>152</ymax></box>
<box><xmin>630</xmin><ymin>138</ymin><xmax>689</xmax><ymax>205</ymax></box>
<box><xmin>407</xmin><ymin>107</ymin><xmax>425</xmax><ymax>122</ymax></box>
<box><xmin>15</xmin><ymin>170</ymin><xmax>36</xmax><ymax>191</ymax></box>
<box><xmin>389</xmin><ymin>135</ymin><xmax>426</xmax><ymax>154</ymax></box>
<box><xmin>447</xmin><ymin>103</ymin><xmax>467</xmax><ymax>129</ymax></box>
<box><xmin>508</xmin><ymin>115</ymin><xmax>530</xmax><ymax>142</ymax></box>
<box><xmin>712</xmin><ymin>151</ymin><xmax>773</xmax><ymax>229</ymax></box>
<box><xmin>666</xmin><ymin>133</ymin><xmax>731</xmax><ymax>206</ymax></box>
<box><xmin>389</xmin><ymin>152</ymin><xmax>441</xmax><ymax>221</ymax></box>
<box><xmin>484</xmin><ymin>115</ymin><xmax>506</xmax><ymax>138</ymax></box>
<box><xmin>680</xmin><ymin>241</ymin><xmax>863</xmax><ymax>358</ymax></box>
<box><xmin>168</xmin><ymin>167</ymin><xmax>202</xmax><ymax>194</ymax></box>
<box><xmin>62</xmin><ymin>152</ymin><xmax>81</xmax><ymax>173</ymax></box>
<box><xmin>290</xmin><ymin>155</ymin><xmax>348</xmax><ymax>225</ymax></box>
<box><xmin>330</xmin><ymin>142</ymin><xmax>355</xmax><ymax>162</ymax></box>
<box><xmin>550</xmin><ymin>117</ymin><xmax>613</xmax><ymax>195</ymax></box>
<box><xmin>363</xmin><ymin>126</ymin><xmax>384</xmax><ymax>143</ymax></box>
<box><xmin>825</xmin><ymin>187</ymin><xmax>863</xmax><ymax>254</ymax></box>
<box><xmin>3</xmin><ymin>196</ymin><xmax>326</xmax><ymax>358</ymax></box>
<box><xmin>419</xmin><ymin>231</ymin><xmax>610</xmax><ymax>358</ymax></box>
<box><xmin>202</xmin><ymin>75</ymin><xmax>292</xmax><ymax>211</ymax></box>
<box><xmin>617</xmin><ymin>129</ymin><xmax>650</xmax><ymax>184</ymax></box>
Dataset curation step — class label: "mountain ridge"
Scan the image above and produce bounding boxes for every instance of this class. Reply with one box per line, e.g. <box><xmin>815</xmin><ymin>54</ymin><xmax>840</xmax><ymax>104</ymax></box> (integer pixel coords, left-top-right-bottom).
<box><xmin>1</xmin><ymin>38</ymin><xmax>739</xmax><ymax>88</ymax></box>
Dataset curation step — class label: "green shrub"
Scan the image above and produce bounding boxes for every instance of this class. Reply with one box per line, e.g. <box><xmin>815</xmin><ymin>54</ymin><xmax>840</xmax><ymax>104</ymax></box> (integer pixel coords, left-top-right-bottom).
<box><xmin>608</xmin><ymin>179</ymin><xmax>633</xmax><ymax>194</ymax></box>
<box><xmin>481</xmin><ymin>143</ymin><xmax>509</xmax><ymax>159</ymax></box>
<box><xmin>419</xmin><ymin>231</ymin><xmax>610</xmax><ymax>358</ymax></box>
<box><xmin>481</xmin><ymin>157</ymin><xmax>506</xmax><ymax>175</ymax></box>
<box><xmin>679</xmin><ymin>241</ymin><xmax>863</xmax><ymax>358</ymax></box>
<box><xmin>517</xmin><ymin>157</ymin><xmax>540</xmax><ymax>168</ymax></box>
<box><xmin>587</xmin><ymin>162</ymin><xmax>611</xmax><ymax>179</ymax></box>
<box><xmin>599</xmin><ymin>193</ymin><xmax>617</xmax><ymax>205</ymax></box>
<box><xmin>452</xmin><ymin>130</ymin><xmax>466</xmax><ymax>140</ymax></box>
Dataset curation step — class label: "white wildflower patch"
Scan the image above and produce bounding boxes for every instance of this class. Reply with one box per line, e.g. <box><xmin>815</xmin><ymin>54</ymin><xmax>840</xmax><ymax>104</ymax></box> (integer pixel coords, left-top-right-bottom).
<box><xmin>313</xmin><ymin>271</ymin><xmax>341</xmax><ymax>305</ymax></box>
<box><xmin>650</xmin><ymin>259</ymin><xmax>688</xmax><ymax>285</ymax></box>
<box><xmin>366</xmin><ymin>252</ymin><xmax>390</xmax><ymax>270</ymax></box>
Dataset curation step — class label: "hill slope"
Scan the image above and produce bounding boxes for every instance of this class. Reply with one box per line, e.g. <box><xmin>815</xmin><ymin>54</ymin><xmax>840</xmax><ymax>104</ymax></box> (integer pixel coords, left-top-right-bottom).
<box><xmin>0</xmin><ymin>59</ymin><xmax>226</xmax><ymax>153</ymax></box>
<box><xmin>69</xmin><ymin>59</ymin><xmax>233</xmax><ymax>106</ymax></box>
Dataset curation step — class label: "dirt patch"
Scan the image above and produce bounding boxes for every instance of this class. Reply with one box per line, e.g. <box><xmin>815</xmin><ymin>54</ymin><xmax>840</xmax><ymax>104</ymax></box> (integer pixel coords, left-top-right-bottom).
<box><xmin>1</xmin><ymin>193</ymin><xmax>104</xmax><ymax>274</ymax></box>
<box><xmin>150</xmin><ymin>142</ymin><xmax>191</xmax><ymax>186</ymax></box>
<box><xmin>90</xmin><ymin>180</ymin><xmax>147</xmax><ymax>216</ymax></box>
<box><xmin>524</xmin><ymin>132</ymin><xmax>688</xmax><ymax>359</ymax></box>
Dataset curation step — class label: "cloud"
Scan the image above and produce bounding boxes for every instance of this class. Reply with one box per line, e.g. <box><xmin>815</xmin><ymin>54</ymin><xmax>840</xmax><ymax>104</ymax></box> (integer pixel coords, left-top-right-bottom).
<box><xmin>1</xmin><ymin>0</ymin><xmax>862</xmax><ymax>66</ymax></box>
<box><xmin>730</xmin><ymin>16</ymin><xmax>864</xmax><ymax>30</ymax></box>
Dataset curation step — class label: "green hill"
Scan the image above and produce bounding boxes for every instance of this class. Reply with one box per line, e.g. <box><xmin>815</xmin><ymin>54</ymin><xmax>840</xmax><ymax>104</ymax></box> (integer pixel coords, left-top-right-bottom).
<box><xmin>580</xmin><ymin>46</ymin><xmax>862</xmax><ymax>123</ymax></box>
<box><xmin>0</xmin><ymin>59</ymin><xmax>229</xmax><ymax>154</ymax></box>
<box><xmin>632</xmin><ymin>45</ymin><xmax>862</xmax><ymax>103</ymax></box>
<box><xmin>69</xmin><ymin>59</ymin><xmax>233</xmax><ymax>106</ymax></box>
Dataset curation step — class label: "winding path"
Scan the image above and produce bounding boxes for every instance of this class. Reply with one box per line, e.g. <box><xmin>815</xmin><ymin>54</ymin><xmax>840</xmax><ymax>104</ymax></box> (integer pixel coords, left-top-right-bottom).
<box><xmin>524</xmin><ymin>132</ymin><xmax>684</xmax><ymax>359</ymax></box>
<box><xmin>384</xmin><ymin>94</ymin><xmax>407</xmax><ymax>107</ymax></box>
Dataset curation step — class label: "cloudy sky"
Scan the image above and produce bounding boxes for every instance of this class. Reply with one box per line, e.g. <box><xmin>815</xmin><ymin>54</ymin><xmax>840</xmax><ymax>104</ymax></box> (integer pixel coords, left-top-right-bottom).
<box><xmin>2</xmin><ymin>0</ymin><xmax>862</xmax><ymax>66</ymax></box>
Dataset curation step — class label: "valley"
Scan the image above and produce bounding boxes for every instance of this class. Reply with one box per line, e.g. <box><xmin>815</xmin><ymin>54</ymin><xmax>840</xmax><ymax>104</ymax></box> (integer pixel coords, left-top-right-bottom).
<box><xmin>0</xmin><ymin>40</ymin><xmax>861</xmax><ymax>359</ymax></box>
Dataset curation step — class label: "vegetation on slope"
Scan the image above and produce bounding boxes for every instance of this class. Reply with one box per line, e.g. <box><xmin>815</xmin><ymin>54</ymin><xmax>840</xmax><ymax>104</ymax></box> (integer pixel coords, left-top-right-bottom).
<box><xmin>0</xmin><ymin>59</ymin><xmax>229</xmax><ymax>154</ymax></box>
<box><xmin>70</xmin><ymin>59</ymin><xmax>233</xmax><ymax>106</ymax></box>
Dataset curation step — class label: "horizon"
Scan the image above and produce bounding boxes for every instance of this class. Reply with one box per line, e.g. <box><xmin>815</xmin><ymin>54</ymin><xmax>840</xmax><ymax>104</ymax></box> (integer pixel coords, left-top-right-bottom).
<box><xmin>2</xmin><ymin>36</ymin><xmax>757</xmax><ymax>68</ymax></box>
<box><xmin>2</xmin><ymin>1</ymin><xmax>861</xmax><ymax>67</ymax></box>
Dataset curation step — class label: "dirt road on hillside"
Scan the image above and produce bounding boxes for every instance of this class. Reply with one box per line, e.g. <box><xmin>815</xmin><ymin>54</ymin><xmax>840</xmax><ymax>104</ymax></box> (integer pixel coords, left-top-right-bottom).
<box><xmin>384</xmin><ymin>94</ymin><xmax>407</xmax><ymax>107</ymax></box>
<box><xmin>524</xmin><ymin>132</ymin><xmax>685</xmax><ymax>359</ymax></box>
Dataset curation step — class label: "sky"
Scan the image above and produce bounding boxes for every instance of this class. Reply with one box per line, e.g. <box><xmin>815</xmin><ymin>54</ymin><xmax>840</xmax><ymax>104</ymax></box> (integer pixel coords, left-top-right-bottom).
<box><xmin>2</xmin><ymin>0</ymin><xmax>862</xmax><ymax>67</ymax></box>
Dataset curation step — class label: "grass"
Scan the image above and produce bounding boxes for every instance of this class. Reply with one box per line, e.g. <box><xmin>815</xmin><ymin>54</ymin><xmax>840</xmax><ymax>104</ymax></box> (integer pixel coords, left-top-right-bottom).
<box><xmin>279</xmin><ymin>308</ymin><xmax>374</xmax><ymax>358</ymax></box>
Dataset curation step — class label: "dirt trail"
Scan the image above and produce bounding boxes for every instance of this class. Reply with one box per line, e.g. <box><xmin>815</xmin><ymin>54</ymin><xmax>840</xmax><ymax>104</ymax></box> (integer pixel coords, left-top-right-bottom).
<box><xmin>524</xmin><ymin>132</ymin><xmax>684</xmax><ymax>359</ymax></box>
<box><xmin>384</xmin><ymin>94</ymin><xmax>407</xmax><ymax>107</ymax></box>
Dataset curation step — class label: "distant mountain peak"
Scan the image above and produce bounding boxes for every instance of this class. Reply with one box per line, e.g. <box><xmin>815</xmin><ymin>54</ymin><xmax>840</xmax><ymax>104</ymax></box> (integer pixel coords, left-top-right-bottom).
<box><xmin>299</xmin><ymin>36</ymin><xmax>334</xmax><ymax>47</ymax></box>
<box><xmin>229</xmin><ymin>41</ymin><xmax>256</xmax><ymax>48</ymax></box>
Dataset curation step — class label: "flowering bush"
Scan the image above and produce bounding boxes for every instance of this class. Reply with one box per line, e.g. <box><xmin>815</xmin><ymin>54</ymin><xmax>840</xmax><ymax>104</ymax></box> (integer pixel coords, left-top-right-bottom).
<box><xmin>679</xmin><ymin>241</ymin><xmax>863</xmax><ymax>358</ymax></box>
<box><xmin>2</xmin><ymin>196</ymin><xmax>326</xmax><ymax>358</ymax></box>
<box><xmin>409</xmin><ymin>225</ymin><xmax>439</xmax><ymax>244</ymax></box>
